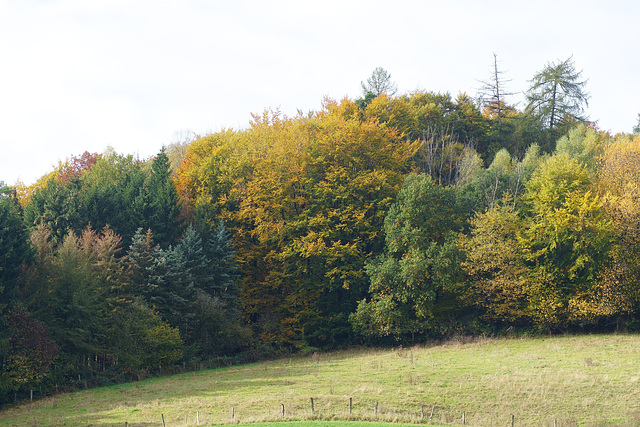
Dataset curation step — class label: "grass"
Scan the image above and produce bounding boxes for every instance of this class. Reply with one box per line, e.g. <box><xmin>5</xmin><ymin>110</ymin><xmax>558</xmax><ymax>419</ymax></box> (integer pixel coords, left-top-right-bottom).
<box><xmin>232</xmin><ymin>423</ymin><xmax>431</xmax><ymax>427</ymax></box>
<box><xmin>1</xmin><ymin>334</ymin><xmax>640</xmax><ymax>426</ymax></box>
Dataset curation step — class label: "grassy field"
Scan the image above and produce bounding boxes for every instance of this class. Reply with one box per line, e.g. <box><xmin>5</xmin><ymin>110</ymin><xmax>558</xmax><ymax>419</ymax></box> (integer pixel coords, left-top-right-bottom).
<box><xmin>1</xmin><ymin>334</ymin><xmax>640</xmax><ymax>426</ymax></box>
<box><xmin>231</xmin><ymin>423</ymin><xmax>435</xmax><ymax>427</ymax></box>
<box><xmin>231</xmin><ymin>423</ymin><xmax>428</xmax><ymax>427</ymax></box>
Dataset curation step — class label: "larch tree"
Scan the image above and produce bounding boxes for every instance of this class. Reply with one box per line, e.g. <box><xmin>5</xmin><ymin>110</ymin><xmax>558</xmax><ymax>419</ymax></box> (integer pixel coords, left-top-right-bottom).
<box><xmin>633</xmin><ymin>113</ymin><xmax>640</xmax><ymax>134</ymax></box>
<box><xmin>361</xmin><ymin>66</ymin><xmax>398</xmax><ymax>97</ymax></box>
<box><xmin>525</xmin><ymin>56</ymin><xmax>590</xmax><ymax>132</ymax></box>
<box><xmin>478</xmin><ymin>53</ymin><xmax>514</xmax><ymax>140</ymax></box>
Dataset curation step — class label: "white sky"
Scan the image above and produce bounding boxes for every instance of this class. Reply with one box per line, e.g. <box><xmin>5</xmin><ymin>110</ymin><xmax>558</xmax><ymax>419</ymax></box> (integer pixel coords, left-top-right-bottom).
<box><xmin>1</xmin><ymin>0</ymin><xmax>639</xmax><ymax>185</ymax></box>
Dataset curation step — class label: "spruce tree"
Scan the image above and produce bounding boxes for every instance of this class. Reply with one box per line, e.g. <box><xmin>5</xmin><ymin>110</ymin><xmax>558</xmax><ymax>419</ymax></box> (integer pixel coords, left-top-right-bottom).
<box><xmin>146</xmin><ymin>245</ymin><xmax>195</xmax><ymax>340</ymax></box>
<box><xmin>205</xmin><ymin>221</ymin><xmax>239</xmax><ymax>306</ymax></box>
<box><xmin>0</xmin><ymin>183</ymin><xmax>32</xmax><ymax>314</ymax></box>
<box><xmin>147</xmin><ymin>148</ymin><xmax>182</xmax><ymax>247</ymax></box>
<box><xmin>126</xmin><ymin>228</ymin><xmax>155</xmax><ymax>298</ymax></box>
<box><xmin>176</xmin><ymin>224</ymin><xmax>210</xmax><ymax>293</ymax></box>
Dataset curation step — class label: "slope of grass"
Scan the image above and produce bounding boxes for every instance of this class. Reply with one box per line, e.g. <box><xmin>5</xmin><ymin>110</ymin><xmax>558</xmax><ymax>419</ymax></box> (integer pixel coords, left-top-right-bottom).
<box><xmin>232</xmin><ymin>423</ymin><xmax>429</xmax><ymax>427</ymax></box>
<box><xmin>2</xmin><ymin>334</ymin><xmax>640</xmax><ymax>426</ymax></box>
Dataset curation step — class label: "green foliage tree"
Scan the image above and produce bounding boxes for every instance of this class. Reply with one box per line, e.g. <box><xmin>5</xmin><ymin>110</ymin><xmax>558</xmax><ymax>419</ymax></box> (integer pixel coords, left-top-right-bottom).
<box><xmin>201</xmin><ymin>221</ymin><xmax>239</xmax><ymax>305</ymax></box>
<box><xmin>175</xmin><ymin>223</ymin><xmax>244</xmax><ymax>352</ymax></box>
<box><xmin>361</xmin><ymin>66</ymin><xmax>398</xmax><ymax>97</ymax></box>
<box><xmin>126</xmin><ymin>228</ymin><xmax>155</xmax><ymax>297</ymax></box>
<box><xmin>147</xmin><ymin>148</ymin><xmax>182</xmax><ymax>247</ymax></box>
<box><xmin>554</xmin><ymin>123</ymin><xmax>608</xmax><ymax>170</ymax></box>
<box><xmin>519</xmin><ymin>154</ymin><xmax>615</xmax><ymax>328</ymax></box>
<box><xmin>633</xmin><ymin>113</ymin><xmax>640</xmax><ymax>134</ymax></box>
<box><xmin>461</xmin><ymin>144</ymin><xmax>545</xmax><ymax>213</ymax></box>
<box><xmin>351</xmin><ymin>174</ymin><xmax>466</xmax><ymax>339</ymax></box>
<box><xmin>107</xmin><ymin>300</ymin><xmax>183</xmax><ymax>377</ymax></box>
<box><xmin>146</xmin><ymin>245</ymin><xmax>194</xmax><ymax>339</ymax></box>
<box><xmin>526</xmin><ymin>56</ymin><xmax>590</xmax><ymax>149</ymax></box>
<box><xmin>0</xmin><ymin>183</ymin><xmax>32</xmax><ymax>314</ymax></box>
<box><xmin>80</xmin><ymin>149</ymin><xmax>149</xmax><ymax>246</ymax></box>
<box><xmin>22</xmin><ymin>177</ymin><xmax>83</xmax><ymax>243</ymax></box>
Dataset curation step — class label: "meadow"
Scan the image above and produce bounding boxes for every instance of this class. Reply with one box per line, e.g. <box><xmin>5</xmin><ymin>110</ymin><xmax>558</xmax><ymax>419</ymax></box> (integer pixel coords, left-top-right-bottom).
<box><xmin>1</xmin><ymin>334</ymin><xmax>640</xmax><ymax>426</ymax></box>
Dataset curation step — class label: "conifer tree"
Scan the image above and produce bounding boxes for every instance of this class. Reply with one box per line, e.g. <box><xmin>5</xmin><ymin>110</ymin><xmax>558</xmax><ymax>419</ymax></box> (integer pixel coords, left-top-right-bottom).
<box><xmin>204</xmin><ymin>220</ymin><xmax>238</xmax><ymax>305</ymax></box>
<box><xmin>147</xmin><ymin>148</ymin><xmax>182</xmax><ymax>247</ymax></box>
<box><xmin>126</xmin><ymin>228</ymin><xmax>155</xmax><ymax>295</ymax></box>
<box><xmin>526</xmin><ymin>56</ymin><xmax>589</xmax><ymax>130</ymax></box>
<box><xmin>176</xmin><ymin>224</ymin><xmax>210</xmax><ymax>293</ymax></box>
<box><xmin>0</xmin><ymin>183</ymin><xmax>32</xmax><ymax>314</ymax></box>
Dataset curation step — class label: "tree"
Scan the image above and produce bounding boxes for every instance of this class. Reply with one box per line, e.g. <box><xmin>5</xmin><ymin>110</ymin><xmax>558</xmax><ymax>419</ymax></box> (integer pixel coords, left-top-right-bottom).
<box><xmin>477</xmin><ymin>53</ymin><xmax>515</xmax><ymax>146</ymax></box>
<box><xmin>22</xmin><ymin>176</ymin><xmax>83</xmax><ymax>243</ymax></box>
<box><xmin>594</xmin><ymin>134</ymin><xmax>640</xmax><ymax>321</ymax></box>
<box><xmin>554</xmin><ymin>123</ymin><xmax>608</xmax><ymax>171</ymax></box>
<box><xmin>459</xmin><ymin>201</ymin><xmax>530</xmax><ymax>325</ymax></box>
<box><xmin>361</xmin><ymin>66</ymin><xmax>398</xmax><ymax>97</ymax></box>
<box><xmin>350</xmin><ymin>174</ymin><xmax>466</xmax><ymax>339</ymax></box>
<box><xmin>519</xmin><ymin>154</ymin><xmax>615</xmax><ymax>328</ymax></box>
<box><xmin>145</xmin><ymin>244</ymin><xmax>195</xmax><ymax>337</ymax></box>
<box><xmin>80</xmin><ymin>149</ymin><xmax>149</xmax><ymax>246</ymax></box>
<box><xmin>1</xmin><ymin>307</ymin><xmax>58</xmax><ymax>400</ymax></box>
<box><xmin>633</xmin><ymin>113</ymin><xmax>640</xmax><ymax>134</ymax></box>
<box><xmin>0</xmin><ymin>183</ymin><xmax>32</xmax><ymax>314</ymax></box>
<box><xmin>201</xmin><ymin>221</ymin><xmax>239</xmax><ymax>304</ymax></box>
<box><xmin>525</xmin><ymin>56</ymin><xmax>590</xmax><ymax>133</ymax></box>
<box><xmin>147</xmin><ymin>148</ymin><xmax>182</xmax><ymax>247</ymax></box>
<box><xmin>107</xmin><ymin>300</ymin><xmax>183</xmax><ymax>377</ymax></box>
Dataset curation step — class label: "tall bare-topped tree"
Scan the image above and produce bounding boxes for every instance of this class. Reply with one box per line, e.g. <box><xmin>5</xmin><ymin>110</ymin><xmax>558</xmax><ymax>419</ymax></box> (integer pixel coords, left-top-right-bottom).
<box><xmin>478</xmin><ymin>53</ymin><xmax>514</xmax><ymax>137</ymax></box>
<box><xmin>526</xmin><ymin>56</ymin><xmax>590</xmax><ymax>131</ymax></box>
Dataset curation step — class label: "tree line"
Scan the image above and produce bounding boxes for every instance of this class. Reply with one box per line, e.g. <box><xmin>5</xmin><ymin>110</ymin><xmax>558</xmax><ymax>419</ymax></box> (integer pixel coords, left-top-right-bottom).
<box><xmin>2</xmin><ymin>57</ymin><xmax>639</xmax><ymax>405</ymax></box>
<box><xmin>0</xmin><ymin>150</ymin><xmax>246</xmax><ymax>405</ymax></box>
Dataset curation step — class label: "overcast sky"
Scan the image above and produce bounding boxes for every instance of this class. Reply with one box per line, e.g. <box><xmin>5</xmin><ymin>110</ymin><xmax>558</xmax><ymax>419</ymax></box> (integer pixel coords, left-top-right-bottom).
<box><xmin>1</xmin><ymin>0</ymin><xmax>639</xmax><ymax>185</ymax></box>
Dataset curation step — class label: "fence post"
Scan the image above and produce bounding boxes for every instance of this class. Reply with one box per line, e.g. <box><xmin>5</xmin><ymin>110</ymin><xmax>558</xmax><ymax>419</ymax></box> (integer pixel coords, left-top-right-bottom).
<box><xmin>462</xmin><ymin>411</ymin><xmax>466</xmax><ymax>424</ymax></box>
<box><xmin>310</xmin><ymin>397</ymin><xmax>315</xmax><ymax>413</ymax></box>
<box><xmin>161</xmin><ymin>414</ymin><xmax>166</xmax><ymax>427</ymax></box>
<box><xmin>281</xmin><ymin>403</ymin><xmax>285</xmax><ymax>417</ymax></box>
<box><xmin>232</xmin><ymin>407</ymin><xmax>235</xmax><ymax>419</ymax></box>
<box><xmin>349</xmin><ymin>397</ymin><xmax>352</xmax><ymax>414</ymax></box>
<box><xmin>197</xmin><ymin>411</ymin><xmax>199</xmax><ymax>425</ymax></box>
<box><xmin>511</xmin><ymin>414</ymin><xmax>515</xmax><ymax>427</ymax></box>
<box><xmin>375</xmin><ymin>401</ymin><xmax>378</xmax><ymax>415</ymax></box>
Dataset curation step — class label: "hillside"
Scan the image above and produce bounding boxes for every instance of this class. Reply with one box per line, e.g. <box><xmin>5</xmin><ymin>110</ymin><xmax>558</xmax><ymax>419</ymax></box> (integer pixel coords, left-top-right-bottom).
<box><xmin>1</xmin><ymin>334</ymin><xmax>639</xmax><ymax>426</ymax></box>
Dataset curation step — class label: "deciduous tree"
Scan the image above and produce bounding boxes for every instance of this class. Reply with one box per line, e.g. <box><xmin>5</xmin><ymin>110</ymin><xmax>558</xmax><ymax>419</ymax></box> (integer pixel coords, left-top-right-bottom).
<box><xmin>361</xmin><ymin>66</ymin><xmax>398</xmax><ymax>97</ymax></box>
<box><xmin>351</xmin><ymin>174</ymin><xmax>466</xmax><ymax>339</ymax></box>
<box><xmin>526</xmin><ymin>56</ymin><xmax>590</xmax><ymax>148</ymax></box>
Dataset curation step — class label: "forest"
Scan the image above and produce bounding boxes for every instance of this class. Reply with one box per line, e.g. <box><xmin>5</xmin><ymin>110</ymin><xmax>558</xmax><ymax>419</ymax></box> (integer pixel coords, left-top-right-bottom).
<box><xmin>2</xmin><ymin>58</ymin><xmax>640</xmax><ymax>406</ymax></box>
